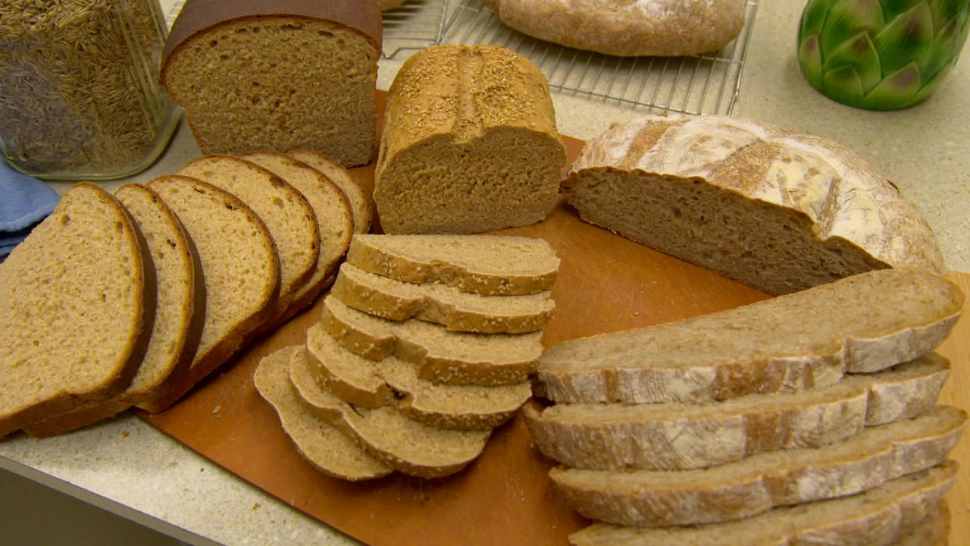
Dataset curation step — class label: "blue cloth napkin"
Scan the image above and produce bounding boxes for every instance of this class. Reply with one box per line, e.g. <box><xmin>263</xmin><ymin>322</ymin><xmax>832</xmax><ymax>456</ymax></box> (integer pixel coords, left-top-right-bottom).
<box><xmin>0</xmin><ymin>160</ymin><xmax>59</xmax><ymax>259</ymax></box>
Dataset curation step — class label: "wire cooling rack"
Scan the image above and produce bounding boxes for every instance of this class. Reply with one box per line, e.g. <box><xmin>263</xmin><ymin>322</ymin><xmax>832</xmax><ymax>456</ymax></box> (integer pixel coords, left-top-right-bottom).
<box><xmin>161</xmin><ymin>0</ymin><xmax>447</xmax><ymax>60</ymax></box>
<box><xmin>440</xmin><ymin>0</ymin><xmax>760</xmax><ymax>115</ymax></box>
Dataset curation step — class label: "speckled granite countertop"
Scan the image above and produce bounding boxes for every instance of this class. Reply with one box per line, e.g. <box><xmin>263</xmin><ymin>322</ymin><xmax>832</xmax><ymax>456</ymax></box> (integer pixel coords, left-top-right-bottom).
<box><xmin>2</xmin><ymin>1</ymin><xmax>968</xmax><ymax>545</ymax></box>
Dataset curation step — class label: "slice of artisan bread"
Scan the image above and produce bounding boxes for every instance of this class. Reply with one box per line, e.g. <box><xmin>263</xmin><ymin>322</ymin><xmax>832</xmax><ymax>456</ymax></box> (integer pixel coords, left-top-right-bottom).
<box><xmin>306</xmin><ymin>323</ymin><xmax>531</xmax><ymax>430</ymax></box>
<box><xmin>568</xmin><ymin>462</ymin><xmax>957</xmax><ymax>546</ymax></box>
<box><xmin>288</xmin><ymin>346</ymin><xmax>490</xmax><ymax>478</ymax></box>
<box><xmin>536</xmin><ymin>268</ymin><xmax>963</xmax><ymax>405</ymax></box>
<box><xmin>288</xmin><ymin>148</ymin><xmax>374</xmax><ymax>234</ymax></box>
<box><xmin>0</xmin><ymin>183</ymin><xmax>150</xmax><ymax>437</ymax></box>
<box><xmin>549</xmin><ymin>405</ymin><xmax>966</xmax><ymax>526</ymax></box>
<box><xmin>525</xmin><ymin>354</ymin><xmax>949</xmax><ymax>471</ymax></box>
<box><xmin>242</xmin><ymin>151</ymin><xmax>353</xmax><ymax>318</ymax></box>
<box><xmin>179</xmin><ymin>155</ymin><xmax>319</xmax><ymax>318</ymax></box>
<box><xmin>23</xmin><ymin>184</ymin><xmax>206</xmax><ymax>436</ymax></box>
<box><xmin>255</xmin><ymin>346</ymin><xmax>392</xmax><ymax>481</ymax></box>
<box><xmin>321</xmin><ymin>296</ymin><xmax>543</xmax><ymax>385</ymax></box>
<box><xmin>145</xmin><ymin>176</ymin><xmax>279</xmax><ymax>412</ymax></box>
<box><xmin>332</xmin><ymin>263</ymin><xmax>554</xmax><ymax>333</ymax></box>
<box><xmin>346</xmin><ymin>234</ymin><xmax>560</xmax><ymax>295</ymax></box>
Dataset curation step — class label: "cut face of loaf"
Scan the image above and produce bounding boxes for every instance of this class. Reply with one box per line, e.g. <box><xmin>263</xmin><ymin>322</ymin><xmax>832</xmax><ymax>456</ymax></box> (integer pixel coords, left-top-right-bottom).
<box><xmin>161</xmin><ymin>3</ymin><xmax>380</xmax><ymax>166</ymax></box>
<box><xmin>321</xmin><ymin>296</ymin><xmax>543</xmax><ymax>386</ymax></box>
<box><xmin>550</xmin><ymin>405</ymin><xmax>966</xmax><ymax>527</ymax></box>
<box><xmin>179</xmin><ymin>156</ymin><xmax>318</xmax><ymax>317</ymax></box>
<box><xmin>0</xmin><ymin>183</ymin><xmax>149</xmax><ymax>437</ymax></box>
<box><xmin>526</xmin><ymin>354</ymin><xmax>949</xmax><ymax>471</ymax></box>
<box><xmin>375</xmin><ymin>45</ymin><xmax>566</xmax><ymax>234</ymax></box>
<box><xmin>145</xmin><ymin>176</ymin><xmax>279</xmax><ymax>412</ymax></box>
<box><xmin>347</xmin><ymin>234</ymin><xmax>560</xmax><ymax>295</ymax></box>
<box><xmin>306</xmin><ymin>323</ymin><xmax>531</xmax><ymax>430</ymax></box>
<box><xmin>254</xmin><ymin>346</ymin><xmax>391</xmax><ymax>481</ymax></box>
<box><xmin>568</xmin><ymin>462</ymin><xmax>957</xmax><ymax>546</ymax></box>
<box><xmin>332</xmin><ymin>263</ymin><xmax>555</xmax><ymax>334</ymax></box>
<box><xmin>288</xmin><ymin>149</ymin><xmax>374</xmax><ymax>234</ymax></box>
<box><xmin>288</xmin><ymin>346</ymin><xmax>490</xmax><ymax>478</ymax></box>
<box><xmin>535</xmin><ymin>268</ymin><xmax>963</xmax><ymax>404</ymax></box>
<box><xmin>565</xmin><ymin>115</ymin><xmax>945</xmax><ymax>295</ymax></box>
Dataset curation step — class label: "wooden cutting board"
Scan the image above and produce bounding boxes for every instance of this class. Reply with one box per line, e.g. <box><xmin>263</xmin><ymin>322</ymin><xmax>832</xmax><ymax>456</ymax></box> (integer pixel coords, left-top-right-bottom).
<box><xmin>138</xmin><ymin>131</ymin><xmax>970</xmax><ymax>546</ymax></box>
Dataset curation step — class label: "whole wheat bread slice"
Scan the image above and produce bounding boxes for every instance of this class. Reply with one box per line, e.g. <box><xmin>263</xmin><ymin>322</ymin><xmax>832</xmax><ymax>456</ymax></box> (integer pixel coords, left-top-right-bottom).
<box><xmin>568</xmin><ymin>462</ymin><xmax>957</xmax><ymax>546</ymax></box>
<box><xmin>254</xmin><ymin>346</ymin><xmax>392</xmax><ymax>480</ymax></box>
<box><xmin>321</xmin><ymin>296</ymin><xmax>543</xmax><ymax>385</ymax></box>
<box><xmin>0</xmin><ymin>183</ymin><xmax>151</xmax><ymax>437</ymax></box>
<box><xmin>332</xmin><ymin>262</ymin><xmax>554</xmax><ymax>333</ymax></box>
<box><xmin>346</xmin><ymin>234</ymin><xmax>560</xmax><ymax>295</ymax></box>
<box><xmin>306</xmin><ymin>323</ymin><xmax>531</xmax><ymax>430</ymax></box>
<box><xmin>144</xmin><ymin>176</ymin><xmax>280</xmax><ymax>412</ymax></box>
<box><xmin>526</xmin><ymin>354</ymin><xmax>949</xmax><ymax>471</ymax></box>
<box><xmin>549</xmin><ymin>405</ymin><xmax>966</xmax><ymax>526</ymax></box>
<box><xmin>288</xmin><ymin>346</ymin><xmax>490</xmax><ymax>478</ymax></box>
<box><xmin>535</xmin><ymin>268</ymin><xmax>963</xmax><ymax>405</ymax></box>
<box><xmin>288</xmin><ymin>149</ymin><xmax>374</xmax><ymax>235</ymax></box>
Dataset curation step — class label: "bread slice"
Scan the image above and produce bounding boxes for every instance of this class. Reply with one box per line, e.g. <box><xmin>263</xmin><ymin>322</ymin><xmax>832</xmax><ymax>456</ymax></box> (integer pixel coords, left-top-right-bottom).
<box><xmin>22</xmin><ymin>185</ymin><xmax>206</xmax><ymax>436</ymax></box>
<box><xmin>321</xmin><ymin>296</ymin><xmax>543</xmax><ymax>385</ymax></box>
<box><xmin>346</xmin><ymin>234</ymin><xmax>560</xmax><ymax>295</ymax></box>
<box><xmin>332</xmin><ymin>262</ymin><xmax>555</xmax><ymax>334</ymax></box>
<box><xmin>288</xmin><ymin>148</ymin><xmax>374</xmax><ymax>234</ymax></box>
<box><xmin>0</xmin><ymin>183</ymin><xmax>150</xmax><ymax>437</ymax></box>
<box><xmin>306</xmin><ymin>323</ymin><xmax>531</xmax><ymax>430</ymax></box>
<box><xmin>255</xmin><ymin>346</ymin><xmax>391</xmax><ymax>481</ymax></box>
<box><xmin>179</xmin><ymin>155</ymin><xmax>319</xmax><ymax>318</ymax></box>
<box><xmin>568</xmin><ymin>462</ymin><xmax>957</xmax><ymax>546</ymax></box>
<box><xmin>144</xmin><ymin>176</ymin><xmax>279</xmax><ymax>412</ymax></box>
<box><xmin>549</xmin><ymin>405</ymin><xmax>966</xmax><ymax>526</ymax></box>
<box><xmin>242</xmin><ymin>151</ymin><xmax>353</xmax><ymax>317</ymax></box>
<box><xmin>288</xmin><ymin>346</ymin><xmax>490</xmax><ymax>478</ymax></box>
<box><xmin>535</xmin><ymin>268</ymin><xmax>963</xmax><ymax>405</ymax></box>
<box><xmin>525</xmin><ymin>354</ymin><xmax>948</xmax><ymax>471</ymax></box>
<box><xmin>903</xmin><ymin>500</ymin><xmax>950</xmax><ymax>546</ymax></box>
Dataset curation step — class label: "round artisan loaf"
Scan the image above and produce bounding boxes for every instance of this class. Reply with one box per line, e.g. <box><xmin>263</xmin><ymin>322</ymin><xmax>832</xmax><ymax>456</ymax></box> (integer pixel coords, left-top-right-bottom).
<box><xmin>481</xmin><ymin>0</ymin><xmax>745</xmax><ymax>57</ymax></box>
<box><xmin>564</xmin><ymin>114</ymin><xmax>946</xmax><ymax>295</ymax></box>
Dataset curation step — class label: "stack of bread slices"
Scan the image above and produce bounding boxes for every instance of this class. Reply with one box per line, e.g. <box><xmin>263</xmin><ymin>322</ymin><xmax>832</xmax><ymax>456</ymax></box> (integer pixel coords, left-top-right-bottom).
<box><xmin>0</xmin><ymin>150</ymin><xmax>370</xmax><ymax>438</ymax></box>
<box><xmin>254</xmin><ymin>234</ymin><xmax>560</xmax><ymax>479</ymax></box>
<box><xmin>525</xmin><ymin>268</ymin><xmax>966</xmax><ymax>544</ymax></box>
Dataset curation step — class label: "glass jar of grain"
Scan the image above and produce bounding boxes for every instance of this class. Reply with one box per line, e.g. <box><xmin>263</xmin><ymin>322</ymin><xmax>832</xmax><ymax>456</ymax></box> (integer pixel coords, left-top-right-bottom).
<box><xmin>0</xmin><ymin>0</ymin><xmax>180</xmax><ymax>180</ymax></box>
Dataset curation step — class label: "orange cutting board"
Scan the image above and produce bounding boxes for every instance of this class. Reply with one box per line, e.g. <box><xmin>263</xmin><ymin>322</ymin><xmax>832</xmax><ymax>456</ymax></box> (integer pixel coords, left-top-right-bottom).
<box><xmin>138</xmin><ymin>126</ymin><xmax>970</xmax><ymax>546</ymax></box>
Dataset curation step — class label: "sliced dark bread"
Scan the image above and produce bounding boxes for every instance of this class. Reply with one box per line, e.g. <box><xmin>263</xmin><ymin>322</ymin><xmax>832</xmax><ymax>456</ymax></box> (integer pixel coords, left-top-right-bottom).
<box><xmin>288</xmin><ymin>149</ymin><xmax>374</xmax><ymax>235</ymax></box>
<box><xmin>535</xmin><ymin>268</ymin><xmax>963</xmax><ymax>404</ymax></box>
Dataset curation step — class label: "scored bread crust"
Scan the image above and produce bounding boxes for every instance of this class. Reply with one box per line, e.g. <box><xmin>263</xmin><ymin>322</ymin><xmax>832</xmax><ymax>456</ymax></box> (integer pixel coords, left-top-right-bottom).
<box><xmin>331</xmin><ymin>263</ymin><xmax>555</xmax><ymax>334</ymax></box>
<box><xmin>288</xmin><ymin>148</ymin><xmax>374</xmax><ymax>235</ymax></box>
<box><xmin>288</xmin><ymin>346</ymin><xmax>491</xmax><ymax>478</ymax></box>
<box><xmin>321</xmin><ymin>296</ymin><xmax>543</xmax><ymax>386</ymax></box>
<box><xmin>549</xmin><ymin>405</ymin><xmax>966</xmax><ymax>527</ymax></box>
<box><xmin>535</xmin><ymin>268</ymin><xmax>963</xmax><ymax>405</ymax></box>
<box><xmin>0</xmin><ymin>183</ymin><xmax>149</xmax><ymax>437</ymax></box>
<box><xmin>568</xmin><ymin>463</ymin><xmax>957</xmax><ymax>546</ymax></box>
<box><xmin>526</xmin><ymin>355</ymin><xmax>949</xmax><ymax>471</ymax></box>
<box><xmin>346</xmin><ymin>234</ymin><xmax>560</xmax><ymax>295</ymax></box>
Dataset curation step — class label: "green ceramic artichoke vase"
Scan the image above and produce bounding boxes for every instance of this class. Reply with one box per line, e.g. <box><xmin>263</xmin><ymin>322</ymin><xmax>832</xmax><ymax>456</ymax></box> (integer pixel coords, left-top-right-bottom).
<box><xmin>798</xmin><ymin>0</ymin><xmax>970</xmax><ymax>110</ymax></box>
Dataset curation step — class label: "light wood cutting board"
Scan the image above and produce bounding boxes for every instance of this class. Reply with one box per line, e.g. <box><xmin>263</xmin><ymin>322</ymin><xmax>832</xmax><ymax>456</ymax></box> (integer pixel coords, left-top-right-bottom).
<box><xmin>138</xmin><ymin>131</ymin><xmax>970</xmax><ymax>546</ymax></box>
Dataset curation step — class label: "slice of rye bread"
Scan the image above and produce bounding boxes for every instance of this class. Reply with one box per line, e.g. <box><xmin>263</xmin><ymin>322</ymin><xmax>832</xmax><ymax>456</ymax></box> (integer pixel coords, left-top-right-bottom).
<box><xmin>321</xmin><ymin>296</ymin><xmax>543</xmax><ymax>386</ymax></box>
<box><xmin>23</xmin><ymin>185</ymin><xmax>207</xmax><ymax>436</ymax></box>
<box><xmin>242</xmin><ymin>151</ymin><xmax>353</xmax><ymax>319</ymax></box>
<box><xmin>288</xmin><ymin>148</ymin><xmax>374</xmax><ymax>235</ymax></box>
<box><xmin>548</xmin><ymin>405</ymin><xmax>966</xmax><ymax>527</ymax></box>
<box><xmin>331</xmin><ymin>262</ymin><xmax>555</xmax><ymax>333</ymax></box>
<box><xmin>346</xmin><ymin>234</ymin><xmax>560</xmax><ymax>295</ymax></box>
<box><xmin>535</xmin><ymin>268</ymin><xmax>963</xmax><ymax>405</ymax></box>
<box><xmin>0</xmin><ymin>183</ymin><xmax>152</xmax><ymax>437</ymax></box>
<box><xmin>288</xmin><ymin>346</ymin><xmax>491</xmax><ymax>478</ymax></box>
<box><xmin>567</xmin><ymin>462</ymin><xmax>957</xmax><ymax>546</ymax></box>
<box><xmin>525</xmin><ymin>354</ymin><xmax>949</xmax><ymax>471</ymax></box>
<box><xmin>254</xmin><ymin>346</ymin><xmax>391</xmax><ymax>481</ymax></box>
<box><xmin>179</xmin><ymin>155</ymin><xmax>319</xmax><ymax>318</ymax></box>
<box><xmin>306</xmin><ymin>323</ymin><xmax>532</xmax><ymax>430</ymax></box>
<box><xmin>144</xmin><ymin>176</ymin><xmax>280</xmax><ymax>412</ymax></box>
